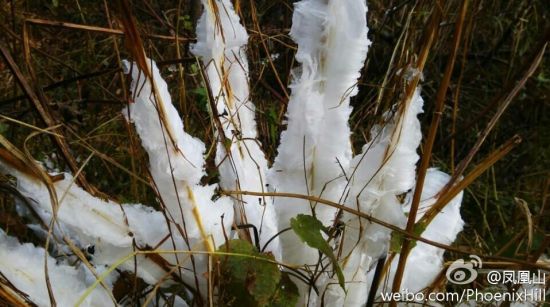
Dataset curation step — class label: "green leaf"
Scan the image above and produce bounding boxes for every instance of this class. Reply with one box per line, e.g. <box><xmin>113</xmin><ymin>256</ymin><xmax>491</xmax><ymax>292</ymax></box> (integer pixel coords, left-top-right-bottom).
<box><xmin>290</xmin><ymin>214</ymin><xmax>345</xmax><ymax>290</ymax></box>
<box><xmin>223</xmin><ymin>137</ymin><xmax>233</xmax><ymax>151</ymax></box>
<box><xmin>0</xmin><ymin>123</ymin><xmax>8</xmax><ymax>136</ymax></box>
<box><xmin>190</xmin><ymin>63</ymin><xmax>199</xmax><ymax>74</ymax></box>
<box><xmin>389</xmin><ymin>231</ymin><xmax>404</xmax><ymax>253</ymax></box>
<box><xmin>216</xmin><ymin>239</ymin><xmax>282</xmax><ymax>306</ymax></box>
<box><xmin>266</xmin><ymin>106</ymin><xmax>279</xmax><ymax>141</ymax></box>
<box><xmin>390</xmin><ymin>222</ymin><xmax>427</xmax><ymax>253</ymax></box>
<box><xmin>413</xmin><ymin>221</ymin><xmax>427</xmax><ymax>237</ymax></box>
<box><xmin>178</xmin><ymin>15</ymin><xmax>193</xmax><ymax>31</ymax></box>
<box><xmin>191</xmin><ymin>87</ymin><xmax>208</xmax><ymax>112</ymax></box>
<box><xmin>269</xmin><ymin>273</ymin><xmax>299</xmax><ymax>307</ymax></box>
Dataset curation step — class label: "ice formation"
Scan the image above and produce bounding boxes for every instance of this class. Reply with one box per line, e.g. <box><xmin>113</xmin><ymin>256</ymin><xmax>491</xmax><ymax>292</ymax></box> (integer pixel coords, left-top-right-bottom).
<box><xmin>0</xmin><ymin>0</ymin><xmax>469</xmax><ymax>305</ymax></box>
<box><xmin>0</xmin><ymin>229</ymin><xmax>113</xmax><ymax>307</ymax></box>
<box><xmin>124</xmin><ymin>59</ymin><xmax>233</xmax><ymax>253</ymax></box>
<box><xmin>376</xmin><ymin>168</ymin><xmax>464</xmax><ymax>298</ymax></box>
<box><xmin>268</xmin><ymin>0</ymin><xmax>370</xmax><ymax>268</ymax></box>
<box><xmin>321</xmin><ymin>86</ymin><xmax>423</xmax><ymax>306</ymax></box>
<box><xmin>124</xmin><ymin>58</ymin><xmax>234</xmax><ymax>292</ymax></box>
<box><xmin>0</xmin><ymin>163</ymin><xmax>169</xmax><ymax>285</ymax></box>
<box><xmin>191</xmin><ymin>0</ymin><xmax>280</xmax><ymax>259</ymax></box>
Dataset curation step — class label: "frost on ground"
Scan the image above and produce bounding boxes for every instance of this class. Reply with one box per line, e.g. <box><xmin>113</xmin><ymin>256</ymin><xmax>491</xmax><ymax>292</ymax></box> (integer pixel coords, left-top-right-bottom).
<box><xmin>0</xmin><ymin>0</ymin><xmax>475</xmax><ymax>306</ymax></box>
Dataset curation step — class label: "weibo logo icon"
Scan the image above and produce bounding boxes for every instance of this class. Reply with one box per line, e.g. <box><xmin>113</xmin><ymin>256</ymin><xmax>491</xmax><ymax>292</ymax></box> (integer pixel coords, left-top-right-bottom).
<box><xmin>446</xmin><ymin>255</ymin><xmax>482</xmax><ymax>285</ymax></box>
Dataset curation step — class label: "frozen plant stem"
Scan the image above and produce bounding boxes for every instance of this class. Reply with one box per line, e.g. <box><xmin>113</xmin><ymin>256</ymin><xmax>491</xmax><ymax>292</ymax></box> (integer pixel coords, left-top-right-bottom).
<box><xmin>268</xmin><ymin>0</ymin><xmax>369</xmax><ymax>271</ymax></box>
<box><xmin>0</xmin><ymin>0</ymin><xmax>471</xmax><ymax>305</ymax></box>
<box><xmin>124</xmin><ymin>58</ymin><xmax>234</xmax><ymax>294</ymax></box>
<box><xmin>191</xmin><ymin>0</ymin><xmax>280</xmax><ymax>259</ymax></box>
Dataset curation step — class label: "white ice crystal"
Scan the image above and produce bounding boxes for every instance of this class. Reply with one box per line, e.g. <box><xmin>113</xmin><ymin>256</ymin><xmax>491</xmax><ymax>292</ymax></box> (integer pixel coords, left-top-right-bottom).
<box><xmin>268</xmin><ymin>0</ymin><xmax>370</xmax><ymax>267</ymax></box>
<box><xmin>0</xmin><ymin>163</ymin><xmax>170</xmax><ymax>285</ymax></box>
<box><xmin>191</xmin><ymin>0</ymin><xmax>280</xmax><ymax>260</ymax></box>
<box><xmin>0</xmin><ymin>229</ymin><xmax>113</xmax><ymax>307</ymax></box>
<box><xmin>322</xmin><ymin>86</ymin><xmax>424</xmax><ymax>306</ymax></box>
<box><xmin>0</xmin><ymin>0</ymin><xmax>468</xmax><ymax>305</ymax></box>
<box><xmin>124</xmin><ymin>58</ymin><xmax>235</xmax><ymax>292</ymax></box>
<box><xmin>375</xmin><ymin>169</ymin><xmax>464</xmax><ymax>298</ymax></box>
<box><xmin>123</xmin><ymin>59</ymin><xmax>233</xmax><ymax>248</ymax></box>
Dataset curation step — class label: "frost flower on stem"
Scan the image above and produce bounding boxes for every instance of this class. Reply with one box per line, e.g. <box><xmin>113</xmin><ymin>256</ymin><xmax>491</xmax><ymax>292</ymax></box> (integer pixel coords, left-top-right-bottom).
<box><xmin>0</xmin><ymin>0</ymin><xmax>467</xmax><ymax>306</ymax></box>
<box><xmin>191</xmin><ymin>0</ymin><xmax>280</xmax><ymax>260</ymax></box>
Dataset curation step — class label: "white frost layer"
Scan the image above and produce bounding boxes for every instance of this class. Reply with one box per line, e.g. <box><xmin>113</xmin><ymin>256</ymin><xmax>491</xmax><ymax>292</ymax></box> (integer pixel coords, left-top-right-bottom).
<box><xmin>0</xmin><ymin>164</ymin><xmax>169</xmax><ymax>285</ymax></box>
<box><xmin>0</xmin><ymin>229</ymin><xmax>113</xmax><ymax>307</ymax></box>
<box><xmin>323</xmin><ymin>88</ymin><xmax>424</xmax><ymax>306</ymax></box>
<box><xmin>123</xmin><ymin>59</ymin><xmax>234</xmax><ymax>292</ymax></box>
<box><xmin>191</xmin><ymin>0</ymin><xmax>280</xmax><ymax>259</ymax></box>
<box><xmin>123</xmin><ymin>59</ymin><xmax>234</xmax><ymax>248</ymax></box>
<box><xmin>268</xmin><ymin>0</ymin><xmax>370</xmax><ymax>271</ymax></box>
<box><xmin>377</xmin><ymin>169</ymin><xmax>464</xmax><ymax>297</ymax></box>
